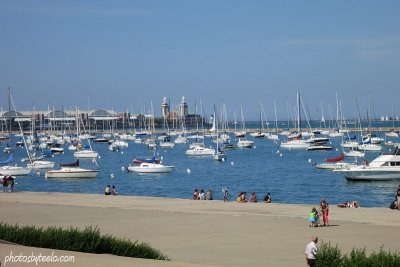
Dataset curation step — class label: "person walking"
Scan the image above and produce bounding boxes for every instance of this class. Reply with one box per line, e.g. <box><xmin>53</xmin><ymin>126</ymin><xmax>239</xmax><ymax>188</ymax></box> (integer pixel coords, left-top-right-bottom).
<box><xmin>305</xmin><ymin>236</ymin><xmax>318</xmax><ymax>267</ymax></box>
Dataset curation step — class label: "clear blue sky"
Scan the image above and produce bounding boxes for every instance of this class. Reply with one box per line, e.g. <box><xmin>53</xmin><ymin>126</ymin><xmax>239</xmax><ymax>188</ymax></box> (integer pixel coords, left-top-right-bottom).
<box><xmin>1</xmin><ymin>0</ymin><xmax>399</xmax><ymax>120</ymax></box>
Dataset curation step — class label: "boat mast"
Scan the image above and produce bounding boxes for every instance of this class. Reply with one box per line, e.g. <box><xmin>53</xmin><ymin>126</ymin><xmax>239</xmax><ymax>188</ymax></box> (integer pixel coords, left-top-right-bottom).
<box><xmin>297</xmin><ymin>92</ymin><xmax>301</xmax><ymax>133</ymax></box>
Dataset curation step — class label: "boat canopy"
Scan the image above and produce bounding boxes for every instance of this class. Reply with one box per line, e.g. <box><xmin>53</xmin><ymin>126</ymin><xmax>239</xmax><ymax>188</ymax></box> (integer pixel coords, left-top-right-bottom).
<box><xmin>326</xmin><ymin>153</ymin><xmax>344</xmax><ymax>163</ymax></box>
<box><xmin>0</xmin><ymin>153</ymin><xmax>13</xmax><ymax>165</ymax></box>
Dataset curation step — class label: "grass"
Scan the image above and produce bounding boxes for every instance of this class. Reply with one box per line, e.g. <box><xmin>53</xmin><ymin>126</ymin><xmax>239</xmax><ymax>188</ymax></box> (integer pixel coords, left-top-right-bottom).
<box><xmin>0</xmin><ymin>222</ymin><xmax>169</xmax><ymax>261</ymax></box>
<box><xmin>316</xmin><ymin>242</ymin><xmax>400</xmax><ymax>267</ymax></box>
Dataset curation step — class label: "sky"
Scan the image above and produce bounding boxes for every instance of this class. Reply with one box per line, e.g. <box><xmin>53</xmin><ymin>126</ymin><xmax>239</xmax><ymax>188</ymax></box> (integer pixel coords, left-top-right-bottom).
<box><xmin>1</xmin><ymin>0</ymin><xmax>400</xmax><ymax>120</ymax></box>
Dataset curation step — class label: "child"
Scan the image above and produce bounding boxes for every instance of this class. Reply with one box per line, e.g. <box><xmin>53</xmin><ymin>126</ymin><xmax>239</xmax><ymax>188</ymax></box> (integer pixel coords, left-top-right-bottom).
<box><xmin>308</xmin><ymin>207</ymin><xmax>318</xmax><ymax>227</ymax></box>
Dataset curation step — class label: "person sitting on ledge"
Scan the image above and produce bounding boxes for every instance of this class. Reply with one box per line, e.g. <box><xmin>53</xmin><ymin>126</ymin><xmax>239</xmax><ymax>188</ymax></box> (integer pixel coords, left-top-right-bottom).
<box><xmin>104</xmin><ymin>185</ymin><xmax>111</xmax><ymax>195</ymax></box>
<box><xmin>263</xmin><ymin>193</ymin><xmax>272</xmax><ymax>203</ymax></box>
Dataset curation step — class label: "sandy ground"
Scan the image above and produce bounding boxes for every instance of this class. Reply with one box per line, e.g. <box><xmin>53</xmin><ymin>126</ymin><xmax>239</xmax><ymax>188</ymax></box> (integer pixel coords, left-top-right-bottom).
<box><xmin>0</xmin><ymin>192</ymin><xmax>399</xmax><ymax>267</ymax></box>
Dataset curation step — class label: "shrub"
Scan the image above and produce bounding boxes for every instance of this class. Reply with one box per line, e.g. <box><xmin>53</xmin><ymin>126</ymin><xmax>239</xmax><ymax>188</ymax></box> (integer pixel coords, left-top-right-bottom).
<box><xmin>0</xmin><ymin>222</ymin><xmax>169</xmax><ymax>261</ymax></box>
<box><xmin>316</xmin><ymin>242</ymin><xmax>400</xmax><ymax>267</ymax></box>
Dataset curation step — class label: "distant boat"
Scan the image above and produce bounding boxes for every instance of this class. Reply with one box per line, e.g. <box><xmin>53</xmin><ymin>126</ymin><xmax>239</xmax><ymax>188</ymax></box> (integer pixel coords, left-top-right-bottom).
<box><xmin>127</xmin><ymin>162</ymin><xmax>174</xmax><ymax>173</ymax></box>
<box><xmin>45</xmin><ymin>159</ymin><xmax>98</xmax><ymax>178</ymax></box>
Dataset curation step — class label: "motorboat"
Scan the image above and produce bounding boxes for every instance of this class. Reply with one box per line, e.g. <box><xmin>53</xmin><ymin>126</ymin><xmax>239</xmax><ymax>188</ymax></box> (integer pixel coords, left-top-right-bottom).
<box><xmin>45</xmin><ymin>159</ymin><xmax>98</xmax><ymax>178</ymax></box>
<box><xmin>334</xmin><ymin>147</ymin><xmax>400</xmax><ymax>181</ymax></box>
<box><xmin>280</xmin><ymin>139</ymin><xmax>310</xmax><ymax>149</ymax></box>
<box><xmin>237</xmin><ymin>138</ymin><xmax>254</xmax><ymax>148</ymax></box>
<box><xmin>127</xmin><ymin>162</ymin><xmax>174</xmax><ymax>173</ymax></box>
<box><xmin>186</xmin><ymin>143</ymin><xmax>214</xmax><ymax>155</ymax></box>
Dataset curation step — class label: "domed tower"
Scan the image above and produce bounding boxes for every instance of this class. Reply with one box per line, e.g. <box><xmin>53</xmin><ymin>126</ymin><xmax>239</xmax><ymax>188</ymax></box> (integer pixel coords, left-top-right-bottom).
<box><xmin>179</xmin><ymin>96</ymin><xmax>188</xmax><ymax>117</ymax></box>
<box><xmin>161</xmin><ymin>96</ymin><xmax>169</xmax><ymax>118</ymax></box>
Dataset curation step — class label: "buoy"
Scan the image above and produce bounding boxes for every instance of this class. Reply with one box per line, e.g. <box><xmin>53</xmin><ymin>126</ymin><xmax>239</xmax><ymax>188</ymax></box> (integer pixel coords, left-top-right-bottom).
<box><xmin>222</xmin><ymin>158</ymin><xmax>225</xmax><ymax>162</ymax></box>
<box><xmin>276</xmin><ymin>150</ymin><xmax>280</xmax><ymax>154</ymax></box>
<box><xmin>98</xmin><ymin>155</ymin><xmax>101</xmax><ymax>159</ymax></box>
<box><xmin>121</xmin><ymin>166</ymin><xmax>125</xmax><ymax>171</ymax></box>
<box><xmin>110</xmin><ymin>174</ymin><xmax>115</xmax><ymax>179</ymax></box>
<box><xmin>336</xmin><ymin>148</ymin><xmax>339</xmax><ymax>151</ymax></box>
<box><xmin>161</xmin><ymin>156</ymin><xmax>164</xmax><ymax>160</ymax></box>
<box><xmin>186</xmin><ymin>168</ymin><xmax>191</xmax><ymax>174</ymax></box>
<box><xmin>254</xmin><ymin>146</ymin><xmax>256</xmax><ymax>149</ymax></box>
<box><xmin>231</xmin><ymin>161</ymin><xmax>234</xmax><ymax>166</ymax></box>
<box><xmin>308</xmin><ymin>158</ymin><xmax>312</xmax><ymax>163</ymax></box>
<box><xmin>280</xmin><ymin>153</ymin><xmax>283</xmax><ymax>157</ymax></box>
<box><xmin>36</xmin><ymin>172</ymin><xmax>40</xmax><ymax>176</ymax></box>
<box><xmin>121</xmin><ymin>151</ymin><xmax>124</xmax><ymax>155</ymax></box>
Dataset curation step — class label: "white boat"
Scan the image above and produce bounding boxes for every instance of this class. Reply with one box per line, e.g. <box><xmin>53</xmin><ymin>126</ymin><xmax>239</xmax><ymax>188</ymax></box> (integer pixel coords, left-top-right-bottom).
<box><xmin>334</xmin><ymin>147</ymin><xmax>400</xmax><ymax>181</ymax></box>
<box><xmin>316</xmin><ymin>162</ymin><xmax>356</xmax><ymax>170</ymax></box>
<box><xmin>45</xmin><ymin>159</ymin><xmax>98</xmax><ymax>178</ymax></box>
<box><xmin>27</xmin><ymin>160</ymin><xmax>55</xmax><ymax>169</ymax></box>
<box><xmin>127</xmin><ymin>162</ymin><xmax>174</xmax><ymax>173</ymax></box>
<box><xmin>174</xmin><ymin>134</ymin><xmax>187</xmax><ymax>144</ymax></box>
<box><xmin>186</xmin><ymin>143</ymin><xmax>214</xmax><ymax>155</ymax></box>
<box><xmin>0</xmin><ymin>165</ymin><xmax>32</xmax><ymax>176</ymax></box>
<box><xmin>237</xmin><ymin>138</ymin><xmax>254</xmax><ymax>148</ymax></box>
<box><xmin>73</xmin><ymin>150</ymin><xmax>99</xmax><ymax>158</ymax></box>
<box><xmin>280</xmin><ymin>139</ymin><xmax>310</xmax><ymax>149</ymax></box>
<box><xmin>357</xmin><ymin>143</ymin><xmax>382</xmax><ymax>152</ymax></box>
<box><xmin>45</xmin><ymin>167</ymin><xmax>98</xmax><ymax>178</ymax></box>
<box><xmin>340</xmin><ymin>141</ymin><xmax>359</xmax><ymax>149</ymax></box>
<box><xmin>344</xmin><ymin>150</ymin><xmax>365</xmax><ymax>158</ymax></box>
<box><xmin>385</xmin><ymin>131</ymin><xmax>399</xmax><ymax>138</ymax></box>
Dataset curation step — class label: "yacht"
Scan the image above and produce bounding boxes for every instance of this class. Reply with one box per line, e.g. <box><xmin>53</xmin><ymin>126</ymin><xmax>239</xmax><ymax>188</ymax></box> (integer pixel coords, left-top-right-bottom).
<box><xmin>334</xmin><ymin>147</ymin><xmax>400</xmax><ymax>181</ymax></box>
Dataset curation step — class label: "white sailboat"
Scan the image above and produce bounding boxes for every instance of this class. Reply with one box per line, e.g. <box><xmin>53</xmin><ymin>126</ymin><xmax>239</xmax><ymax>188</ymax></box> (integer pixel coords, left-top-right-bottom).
<box><xmin>45</xmin><ymin>159</ymin><xmax>98</xmax><ymax>178</ymax></box>
<box><xmin>280</xmin><ymin>92</ymin><xmax>310</xmax><ymax>149</ymax></box>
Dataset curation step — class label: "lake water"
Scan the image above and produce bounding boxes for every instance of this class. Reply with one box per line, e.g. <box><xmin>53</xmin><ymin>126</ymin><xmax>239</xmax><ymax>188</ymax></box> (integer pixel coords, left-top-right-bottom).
<box><xmin>2</xmin><ymin>120</ymin><xmax>399</xmax><ymax>208</ymax></box>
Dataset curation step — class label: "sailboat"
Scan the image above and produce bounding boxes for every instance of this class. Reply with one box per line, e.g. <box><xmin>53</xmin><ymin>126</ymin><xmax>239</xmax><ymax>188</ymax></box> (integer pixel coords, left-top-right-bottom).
<box><xmin>45</xmin><ymin>159</ymin><xmax>98</xmax><ymax>178</ymax></box>
<box><xmin>267</xmin><ymin>100</ymin><xmax>279</xmax><ymax>140</ymax></box>
<box><xmin>235</xmin><ymin>105</ymin><xmax>246</xmax><ymax>138</ymax></box>
<box><xmin>280</xmin><ymin>92</ymin><xmax>310</xmax><ymax>149</ymax></box>
<box><xmin>0</xmin><ymin>88</ymin><xmax>32</xmax><ymax>176</ymax></box>
<box><xmin>250</xmin><ymin>103</ymin><xmax>267</xmax><ymax>138</ymax></box>
<box><xmin>212</xmin><ymin>108</ymin><xmax>227</xmax><ymax>161</ymax></box>
<box><xmin>73</xmin><ymin>109</ymin><xmax>99</xmax><ymax>158</ymax></box>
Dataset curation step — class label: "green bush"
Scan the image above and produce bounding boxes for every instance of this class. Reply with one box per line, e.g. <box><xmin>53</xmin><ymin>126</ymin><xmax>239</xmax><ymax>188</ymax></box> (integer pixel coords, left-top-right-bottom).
<box><xmin>316</xmin><ymin>242</ymin><xmax>400</xmax><ymax>267</ymax></box>
<box><xmin>315</xmin><ymin>242</ymin><xmax>342</xmax><ymax>267</ymax></box>
<box><xmin>0</xmin><ymin>222</ymin><xmax>169</xmax><ymax>261</ymax></box>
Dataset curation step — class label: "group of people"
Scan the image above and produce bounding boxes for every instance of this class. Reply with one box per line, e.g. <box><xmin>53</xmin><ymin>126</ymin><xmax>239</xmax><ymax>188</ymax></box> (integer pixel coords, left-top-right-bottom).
<box><xmin>193</xmin><ymin>189</ymin><xmax>213</xmax><ymax>200</ymax></box>
<box><xmin>1</xmin><ymin>175</ymin><xmax>15</xmax><ymax>193</ymax></box>
<box><xmin>236</xmin><ymin>191</ymin><xmax>272</xmax><ymax>203</ymax></box>
<box><xmin>104</xmin><ymin>185</ymin><xmax>118</xmax><ymax>196</ymax></box>
<box><xmin>192</xmin><ymin>189</ymin><xmax>272</xmax><ymax>203</ymax></box>
<box><xmin>308</xmin><ymin>198</ymin><xmax>329</xmax><ymax>227</ymax></box>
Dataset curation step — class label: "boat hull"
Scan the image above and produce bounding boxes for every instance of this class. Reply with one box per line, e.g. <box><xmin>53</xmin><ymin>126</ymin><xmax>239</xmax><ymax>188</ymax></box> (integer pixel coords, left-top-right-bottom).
<box><xmin>128</xmin><ymin>164</ymin><xmax>174</xmax><ymax>173</ymax></box>
<box><xmin>335</xmin><ymin>167</ymin><xmax>400</xmax><ymax>181</ymax></box>
<box><xmin>45</xmin><ymin>168</ymin><xmax>98</xmax><ymax>178</ymax></box>
<box><xmin>0</xmin><ymin>166</ymin><xmax>32</xmax><ymax>176</ymax></box>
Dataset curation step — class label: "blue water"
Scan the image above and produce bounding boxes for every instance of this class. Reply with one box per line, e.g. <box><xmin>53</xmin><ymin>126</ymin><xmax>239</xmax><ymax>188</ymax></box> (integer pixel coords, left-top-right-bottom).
<box><xmin>2</xmin><ymin>125</ymin><xmax>399</xmax><ymax>208</ymax></box>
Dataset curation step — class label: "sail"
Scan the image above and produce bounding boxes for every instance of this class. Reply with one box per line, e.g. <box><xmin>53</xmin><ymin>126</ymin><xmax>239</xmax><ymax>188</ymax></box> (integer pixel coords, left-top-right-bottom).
<box><xmin>326</xmin><ymin>153</ymin><xmax>344</xmax><ymax>163</ymax></box>
<box><xmin>60</xmin><ymin>159</ymin><xmax>79</xmax><ymax>167</ymax></box>
<box><xmin>0</xmin><ymin>153</ymin><xmax>13</xmax><ymax>165</ymax></box>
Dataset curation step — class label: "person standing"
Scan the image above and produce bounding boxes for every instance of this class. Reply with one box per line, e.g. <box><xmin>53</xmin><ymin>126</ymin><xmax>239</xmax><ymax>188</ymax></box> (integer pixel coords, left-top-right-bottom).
<box><xmin>305</xmin><ymin>236</ymin><xmax>318</xmax><ymax>267</ymax></box>
<box><xmin>320</xmin><ymin>199</ymin><xmax>330</xmax><ymax>226</ymax></box>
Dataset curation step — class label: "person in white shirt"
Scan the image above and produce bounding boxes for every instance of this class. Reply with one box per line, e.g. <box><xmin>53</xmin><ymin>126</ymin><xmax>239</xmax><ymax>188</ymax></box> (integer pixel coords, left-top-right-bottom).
<box><xmin>305</xmin><ymin>236</ymin><xmax>318</xmax><ymax>267</ymax></box>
